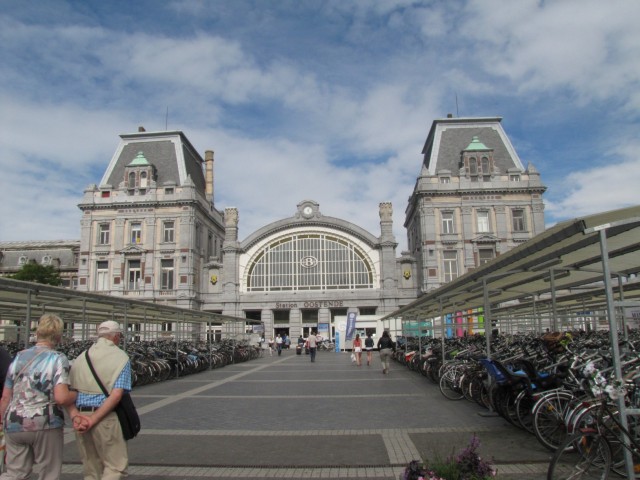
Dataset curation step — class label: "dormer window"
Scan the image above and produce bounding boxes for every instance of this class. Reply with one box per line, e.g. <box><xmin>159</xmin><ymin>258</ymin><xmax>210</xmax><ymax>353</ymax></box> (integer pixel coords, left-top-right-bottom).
<box><xmin>124</xmin><ymin>151</ymin><xmax>156</xmax><ymax>195</ymax></box>
<box><xmin>18</xmin><ymin>255</ymin><xmax>27</xmax><ymax>266</ymax></box>
<box><xmin>469</xmin><ymin>157</ymin><xmax>478</xmax><ymax>175</ymax></box>
<box><xmin>42</xmin><ymin>255</ymin><xmax>52</xmax><ymax>265</ymax></box>
<box><xmin>461</xmin><ymin>136</ymin><xmax>494</xmax><ymax>180</ymax></box>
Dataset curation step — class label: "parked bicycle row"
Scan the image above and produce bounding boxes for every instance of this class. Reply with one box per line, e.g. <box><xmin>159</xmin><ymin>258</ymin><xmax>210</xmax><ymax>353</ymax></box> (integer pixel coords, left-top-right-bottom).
<box><xmin>393</xmin><ymin>329</ymin><xmax>640</xmax><ymax>477</ymax></box>
<box><xmin>0</xmin><ymin>338</ymin><xmax>261</xmax><ymax>387</ymax></box>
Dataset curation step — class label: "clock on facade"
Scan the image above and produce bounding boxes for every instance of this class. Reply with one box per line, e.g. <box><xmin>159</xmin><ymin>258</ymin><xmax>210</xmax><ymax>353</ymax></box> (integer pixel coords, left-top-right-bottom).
<box><xmin>302</xmin><ymin>206</ymin><xmax>313</xmax><ymax>217</ymax></box>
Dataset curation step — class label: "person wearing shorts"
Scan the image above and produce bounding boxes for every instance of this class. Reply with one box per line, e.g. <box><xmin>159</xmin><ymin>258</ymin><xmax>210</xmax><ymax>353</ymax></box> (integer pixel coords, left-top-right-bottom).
<box><xmin>364</xmin><ymin>334</ymin><xmax>374</xmax><ymax>366</ymax></box>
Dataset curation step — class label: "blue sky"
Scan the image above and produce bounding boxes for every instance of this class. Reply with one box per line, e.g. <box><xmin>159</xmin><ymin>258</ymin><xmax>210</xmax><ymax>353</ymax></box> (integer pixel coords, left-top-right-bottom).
<box><xmin>1</xmin><ymin>0</ymin><xmax>639</xmax><ymax>251</ymax></box>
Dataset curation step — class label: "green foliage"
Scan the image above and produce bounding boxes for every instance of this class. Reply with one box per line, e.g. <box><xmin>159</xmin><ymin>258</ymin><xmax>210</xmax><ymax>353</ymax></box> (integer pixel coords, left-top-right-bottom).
<box><xmin>404</xmin><ymin>435</ymin><xmax>496</xmax><ymax>480</ymax></box>
<box><xmin>428</xmin><ymin>451</ymin><xmax>462</xmax><ymax>479</ymax></box>
<box><xmin>10</xmin><ymin>263</ymin><xmax>62</xmax><ymax>286</ymax></box>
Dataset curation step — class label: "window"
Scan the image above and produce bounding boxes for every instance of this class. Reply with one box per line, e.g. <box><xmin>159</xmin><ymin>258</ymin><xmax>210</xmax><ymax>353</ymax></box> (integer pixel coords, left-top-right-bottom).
<box><xmin>128</xmin><ymin>172</ymin><xmax>136</xmax><ymax>189</ymax></box>
<box><xmin>162</xmin><ymin>322</ymin><xmax>173</xmax><ymax>332</ymax></box>
<box><xmin>127</xmin><ymin>260</ymin><xmax>142</xmax><ymax>290</ymax></box>
<box><xmin>130</xmin><ymin>222</ymin><xmax>142</xmax><ymax>244</ymax></box>
<box><xmin>195</xmin><ymin>224</ymin><xmax>201</xmax><ymax>250</ymax></box>
<box><xmin>441</xmin><ymin>212</ymin><xmax>455</xmax><ymax>234</ymax></box>
<box><xmin>512</xmin><ymin>209</ymin><xmax>526</xmax><ymax>232</ymax></box>
<box><xmin>140</xmin><ymin>171</ymin><xmax>148</xmax><ymax>188</ymax></box>
<box><xmin>165</xmin><ymin>187</ymin><xmax>174</xmax><ymax>194</ymax></box>
<box><xmin>477</xmin><ymin>211</ymin><xmax>490</xmax><ymax>233</ymax></box>
<box><xmin>439</xmin><ymin>177</ymin><xmax>450</xmax><ymax>184</ymax></box>
<box><xmin>96</xmin><ymin>261</ymin><xmax>109</xmax><ymax>291</ymax></box>
<box><xmin>99</xmin><ymin>224</ymin><xmax>110</xmax><ymax>245</ymax></box>
<box><xmin>246</xmin><ymin>233</ymin><xmax>374</xmax><ymax>292</ymax></box>
<box><xmin>163</xmin><ymin>221</ymin><xmax>175</xmax><ymax>243</ymax></box>
<box><xmin>481</xmin><ymin>157</ymin><xmax>490</xmax><ymax>174</ymax></box>
<box><xmin>18</xmin><ymin>255</ymin><xmax>27</xmax><ymax>266</ymax></box>
<box><xmin>301</xmin><ymin>309</ymin><xmax>319</xmax><ymax>322</ymax></box>
<box><xmin>478</xmin><ymin>248</ymin><xmax>494</xmax><ymax>265</ymax></box>
<box><xmin>41</xmin><ymin>255</ymin><xmax>51</xmax><ymax>265</ymax></box>
<box><xmin>273</xmin><ymin>310</ymin><xmax>290</xmax><ymax>324</ymax></box>
<box><xmin>359</xmin><ymin>307</ymin><xmax>377</xmax><ymax>315</ymax></box>
<box><xmin>160</xmin><ymin>259</ymin><xmax>174</xmax><ymax>290</ymax></box>
<box><xmin>510</xmin><ymin>174</ymin><xmax>521</xmax><ymax>182</ymax></box>
<box><xmin>443</xmin><ymin>251</ymin><xmax>459</xmax><ymax>283</ymax></box>
<box><xmin>469</xmin><ymin>157</ymin><xmax>477</xmax><ymax>175</ymax></box>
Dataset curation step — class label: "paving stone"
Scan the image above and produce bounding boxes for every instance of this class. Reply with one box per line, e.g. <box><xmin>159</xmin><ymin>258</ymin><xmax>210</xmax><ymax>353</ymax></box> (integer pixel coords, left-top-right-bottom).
<box><xmin>59</xmin><ymin>350</ymin><xmax>551</xmax><ymax>479</ymax></box>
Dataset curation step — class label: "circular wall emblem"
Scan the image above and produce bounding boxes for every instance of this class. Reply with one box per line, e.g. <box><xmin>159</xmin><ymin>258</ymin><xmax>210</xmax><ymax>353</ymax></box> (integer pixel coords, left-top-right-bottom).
<box><xmin>300</xmin><ymin>256</ymin><xmax>318</xmax><ymax>268</ymax></box>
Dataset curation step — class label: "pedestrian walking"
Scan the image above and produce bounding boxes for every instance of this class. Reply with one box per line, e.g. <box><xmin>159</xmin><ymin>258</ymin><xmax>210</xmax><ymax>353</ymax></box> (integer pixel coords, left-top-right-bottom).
<box><xmin>306</xmin><ymin>332</ymin><xmax>317</xmax><ymax>363</ymax></box>
<box><xmin>377</xmin><ymin>330</ymin><xmax>395</xmax><ymax>375</ymax></box>
<box><xmin>364</xmin><ymin>334</ymin><xmax>374</xmax><ymax>366</ymax></box>
<box><xmin>0</xmin><ymin>314</ymin><xmax>77</xmax><ymax>480</ymax></box>
<box><xmin>352</xmin><ymin>334</ymin><xmax>362</xmax><ymax>366</ymax></box>
<box><xmin>275</xmin><ymin>334</ymin><xmax>283</xmax><ymax>356</ymax></box>
<box><xmin>68</xmin><ymin>320</ymin><xmax>132</xmax><ymax>480</ymax></box>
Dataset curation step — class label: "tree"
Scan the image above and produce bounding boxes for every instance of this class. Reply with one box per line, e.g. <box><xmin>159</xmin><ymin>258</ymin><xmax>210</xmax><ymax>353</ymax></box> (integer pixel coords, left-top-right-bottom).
<box><xmin>10</xmin><ymin>263</ymin><xmax>62</xmax><ymax>286</ymax></box>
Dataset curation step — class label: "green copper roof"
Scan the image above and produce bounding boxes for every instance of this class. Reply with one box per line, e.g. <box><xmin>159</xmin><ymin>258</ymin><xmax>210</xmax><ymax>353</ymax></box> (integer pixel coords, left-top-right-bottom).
<box><xmin>464</xmin><ymin>136</ymin><xmax>489</xmax><ymax>151</ymax></box>
<box><xmin>128</xmin><ymin>151</ymin><xmax>150</xmax><ymax>166</ymax></box>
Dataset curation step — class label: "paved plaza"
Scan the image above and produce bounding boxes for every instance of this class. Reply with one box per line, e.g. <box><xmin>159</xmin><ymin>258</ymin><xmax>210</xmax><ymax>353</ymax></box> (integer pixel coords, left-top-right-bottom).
<box><xmin>58</xmin><ymin>349</ymin><xmax>552</xmax><ymax>479</ymax></box>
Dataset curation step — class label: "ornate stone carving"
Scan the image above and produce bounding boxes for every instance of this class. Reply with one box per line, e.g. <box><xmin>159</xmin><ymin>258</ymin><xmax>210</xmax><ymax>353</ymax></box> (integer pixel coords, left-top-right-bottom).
<box><xmin>421</xmin><ymin>207</ymin><xmax>435</xmax><ymax>216</ymax></box>
<box><xmin>379</xmin><ymin>202</ymin><xmax>392</xmax><ymax>221</ymax></box>
<box><xmin>225</xmin><ymin>208</ymin><xmax>239</xmax><ymax>227</ymax></box>
<box><xmin>532</xmin><ymin>204</ymin><xmax>545</xmax><ymax>212</ymax></box>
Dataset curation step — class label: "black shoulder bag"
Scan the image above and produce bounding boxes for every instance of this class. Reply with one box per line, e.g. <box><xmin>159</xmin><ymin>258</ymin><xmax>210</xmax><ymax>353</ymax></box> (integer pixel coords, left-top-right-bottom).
<box><xmin>84</xmin><ymin>351</ymin><xmax>141</xmax><ymax>440</ymax></box>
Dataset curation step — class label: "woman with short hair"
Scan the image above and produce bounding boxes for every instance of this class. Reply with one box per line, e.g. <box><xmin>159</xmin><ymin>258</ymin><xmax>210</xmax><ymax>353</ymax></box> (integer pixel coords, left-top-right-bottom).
<box><xmin>0</xmin><ymin>313</ymin><xmax>77</xmax><ymax>480</ymax></box>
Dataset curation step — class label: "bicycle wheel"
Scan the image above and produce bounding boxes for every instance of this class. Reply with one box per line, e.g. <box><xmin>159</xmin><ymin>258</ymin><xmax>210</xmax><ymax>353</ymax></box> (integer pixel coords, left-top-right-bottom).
<box><xmin>547</xmin><ymin>431</ymin><xmax>611</xmax><ymax>480</ymax></box>
<box><xmin>515</xmin><ymin>389</ymin><xmax>536</xmax><ymax>433</ymax></box>
<box><xmin>533</xmin><ymin>391</ymin><xmax>574</xmax><ymax>451</ymax></box>
<box><xmin>459</xmin><ymin>373</ymin><xmax>475</xmax><ymax>402</ymax></box>
<box><xmin>439</xmin><ymin>369</ymin><xmax>465</xmax><ymax>400</ymax></box>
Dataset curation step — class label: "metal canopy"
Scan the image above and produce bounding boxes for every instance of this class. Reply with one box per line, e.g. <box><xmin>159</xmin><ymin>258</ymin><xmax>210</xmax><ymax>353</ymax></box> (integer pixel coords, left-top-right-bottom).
<box><xmin>382</xmin><ymin>205</ymin><xmax>640</xmax><ymax>324</ymax></box>
<box><xmin>0</xmin><ymin>277</ymin><xmax>253</xmax><ymax>336</ymax></box>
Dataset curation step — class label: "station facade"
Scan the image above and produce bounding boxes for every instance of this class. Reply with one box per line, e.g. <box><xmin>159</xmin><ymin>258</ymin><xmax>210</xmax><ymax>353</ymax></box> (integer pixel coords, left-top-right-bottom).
<box><xmin>0</xmin><ymin>116</ymin><xmax>546</xmax><ymax>342</ymax></box>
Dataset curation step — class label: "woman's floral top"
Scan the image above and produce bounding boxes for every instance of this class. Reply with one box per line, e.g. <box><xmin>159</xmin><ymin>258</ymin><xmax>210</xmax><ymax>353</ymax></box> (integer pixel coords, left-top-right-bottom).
<box><xmin>3</xmin><ymin>346</ymin><xmax>70</xmax><ymax>433</ymax></box>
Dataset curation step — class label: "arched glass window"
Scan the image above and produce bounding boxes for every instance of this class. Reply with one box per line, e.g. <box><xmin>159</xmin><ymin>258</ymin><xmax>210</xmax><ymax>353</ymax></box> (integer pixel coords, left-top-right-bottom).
<box><xmin>140</xmin><ymin>171</ymin><xmax>148</xmax><ymax>188</ymax></box>
<box><xmin>469</xmin><ymin>157</ymin><xmax>477</xmax><ymax>175</ymax></box>
<box><xmin>246</xmin><ymin>233</ymin><xmax>374</xmax><ymax>291</ymax></box>
<box><xmin>481</xmin><ymin>157</ymin><xmax>490</xmax><ymax>174</ymax></box>
<box><xmin>128</xmin><ymin>172</ymin><xmax>136</xmax><ymax>188</ymax></box>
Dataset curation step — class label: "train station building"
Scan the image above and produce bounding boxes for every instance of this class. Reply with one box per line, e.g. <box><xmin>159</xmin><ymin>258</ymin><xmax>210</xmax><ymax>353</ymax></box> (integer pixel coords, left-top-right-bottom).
<box><xmin>0</xmin><ymin>116</ymin><xmax>546</xmax><ymax>342</ymax></box>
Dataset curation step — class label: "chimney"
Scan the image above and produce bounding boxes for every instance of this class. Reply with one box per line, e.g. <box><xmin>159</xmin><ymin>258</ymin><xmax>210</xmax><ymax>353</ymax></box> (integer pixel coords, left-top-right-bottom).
<box><xmin>204</xmin><ymin>150</ymin><xmax>214</xmax><ymax>203</ymax></box>
<box><xmin>446</xmin><ymin>113</ymin><xmax>453</xmax><ymax>118</ymax></box>
<box><xmin>138</xmin><ymin>126</ymin><xmax>146</xmax><ymax>132</ymax></box>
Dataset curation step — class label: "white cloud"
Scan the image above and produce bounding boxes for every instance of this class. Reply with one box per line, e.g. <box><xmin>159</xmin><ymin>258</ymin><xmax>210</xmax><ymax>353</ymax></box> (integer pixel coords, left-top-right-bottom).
<box><xmin>1</xmin><ymin>0</ymin><xmax>639</xmax><ymax>252</ymax></box>
<box><xmin>545</xmin><ymin>154</ymin><xmax>640</xmax><ymax>219</ymax></box>
<box><xmin>460</xmin><ymin>0</ymin><xmax>640</xmax><ymax>103</ymax></box>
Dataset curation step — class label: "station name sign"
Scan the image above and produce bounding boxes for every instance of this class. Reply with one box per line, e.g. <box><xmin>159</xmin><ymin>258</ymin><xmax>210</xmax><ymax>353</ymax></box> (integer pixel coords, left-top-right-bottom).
<box><xmin>275</xmin><ymin>300</ymin><xmax>344</xmax><ymax>309</ymax></box>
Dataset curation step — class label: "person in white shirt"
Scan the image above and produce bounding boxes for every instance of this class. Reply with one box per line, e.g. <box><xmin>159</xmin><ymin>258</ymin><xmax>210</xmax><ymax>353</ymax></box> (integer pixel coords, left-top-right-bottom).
<box><xmin>306</xmin><ymin>332</ymin><xmax>318</xmax><ymax>363</ymax></box>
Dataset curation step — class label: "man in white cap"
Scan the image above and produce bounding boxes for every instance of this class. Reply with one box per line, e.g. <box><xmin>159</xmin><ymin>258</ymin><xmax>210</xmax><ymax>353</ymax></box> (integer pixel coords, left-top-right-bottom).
<box><xmin>67</xmin><ymin>321</ymin><xmax>132</xmax><ymax>479</ymax></box>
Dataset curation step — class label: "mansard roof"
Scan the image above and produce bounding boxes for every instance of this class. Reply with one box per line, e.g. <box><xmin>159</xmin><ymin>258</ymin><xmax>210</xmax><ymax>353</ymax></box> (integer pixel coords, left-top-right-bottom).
<box><xmin>100</xmin><ymin>130</ymin><xmax>206</xmax><ymax>194</ymax></box>
<box><xmin>421</xmin><ymin>117</ymin><xmax>524</xmax><ymax>175</ymax></box>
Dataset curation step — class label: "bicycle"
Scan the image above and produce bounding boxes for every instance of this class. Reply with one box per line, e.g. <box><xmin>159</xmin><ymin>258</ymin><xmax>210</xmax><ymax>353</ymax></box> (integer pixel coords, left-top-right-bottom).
<box><xmin>547</xmin><ymin>383</ymin><xmax>640</xmax><ymax>479</ymax></box>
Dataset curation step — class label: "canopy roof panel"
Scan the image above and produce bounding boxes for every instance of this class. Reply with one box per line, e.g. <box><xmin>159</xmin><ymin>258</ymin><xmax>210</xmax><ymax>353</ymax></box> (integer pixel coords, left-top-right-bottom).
<box><xmin>0</xmin><ymin>277</ymin><xmax>252</xmax><ymax>328</ymax></box>
<box><xmin>384</xmin><ymin>205</ymin><xmax>640</xmax><ymax>321</ymax></box>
